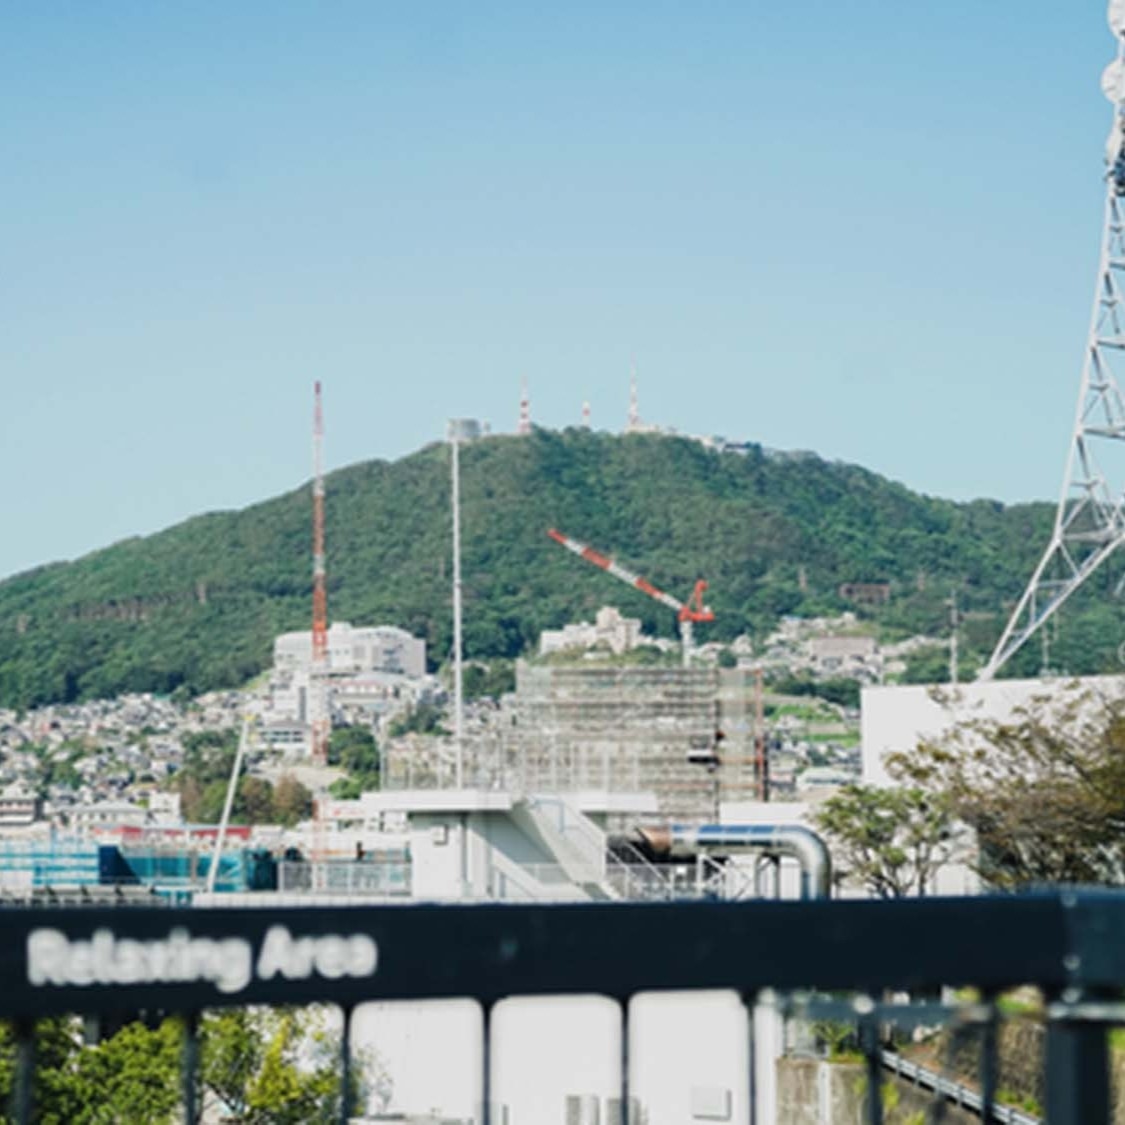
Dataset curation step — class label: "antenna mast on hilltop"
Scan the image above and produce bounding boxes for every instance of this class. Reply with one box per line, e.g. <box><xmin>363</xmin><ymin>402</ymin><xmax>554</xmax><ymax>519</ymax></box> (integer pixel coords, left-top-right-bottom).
<box><xmin>310</xmin><ymin>381</ymin><xmax>329</xmax><ymax>764</ymax></box>
<box><xmin>518</xmin><ymin>376</ymin><xmax>531</xmax><ymax>436</ymax></box>
<box><xmin>627</xmin><ymin>366</ymin><xmax>641</xmax><ymax>432</ymax></box>
<box><xmin>981</xmin><ymin>3</ymin><xmax>1125</xmax><ymax>680</ymax></box>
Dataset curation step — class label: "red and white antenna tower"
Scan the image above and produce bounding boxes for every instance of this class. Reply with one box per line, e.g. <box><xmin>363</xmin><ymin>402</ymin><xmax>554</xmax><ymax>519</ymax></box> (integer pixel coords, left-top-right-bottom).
<box><xmin>581</xmin><ymin>400</ymin><xmax>591</xmax><ymax>429</ymax></box>
<box><xmin>547</xmin><ymin>527</ymin><xmax>713</xmax><ymax>665</ymax></box>
<box><xmin>310</xmin><ymin>381</ymin><xmax>329</xmax><ymax>766</ymax></box>
<box><xmin>518</xmin><ymin>376</ymin><xmax>532</xmax><ymax>436</ymax></box>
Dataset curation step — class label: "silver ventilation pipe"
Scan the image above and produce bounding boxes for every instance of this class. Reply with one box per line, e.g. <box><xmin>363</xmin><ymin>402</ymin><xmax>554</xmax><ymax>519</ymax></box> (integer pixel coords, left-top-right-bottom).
<box><xmin>639</xmin><ymin>823</ymin><xmax>832</xmax><ymax>900</ymax></box>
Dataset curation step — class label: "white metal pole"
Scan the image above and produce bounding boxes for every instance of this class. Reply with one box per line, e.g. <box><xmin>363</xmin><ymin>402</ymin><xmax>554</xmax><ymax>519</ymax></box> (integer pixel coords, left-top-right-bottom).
<box><xmin>949</xmin><ymin>590</ymin><xmax>959</xmax><ymax>686</ymax></box>
<box><xmin>207</xmin><ymin>714</ymin><xmax>251</xmax><ymax>894</ymax></box>
<box><xmin>450</xmin><ymin>424</ymin><xmax>464</xmax><ymax>789</ymax></box>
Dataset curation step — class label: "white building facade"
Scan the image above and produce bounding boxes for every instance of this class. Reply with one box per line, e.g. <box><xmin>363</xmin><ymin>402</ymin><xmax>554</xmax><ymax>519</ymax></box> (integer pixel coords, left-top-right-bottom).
<box><xmin>274</xmin><ymin>622</ymin><xmax>426</xmax><ymax>679</ymax></box>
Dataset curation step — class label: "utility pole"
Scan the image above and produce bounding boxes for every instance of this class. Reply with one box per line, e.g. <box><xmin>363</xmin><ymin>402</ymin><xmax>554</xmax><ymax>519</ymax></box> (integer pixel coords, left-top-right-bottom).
<box><xmin>754</xmin><ymin>667</ymin><xmax>768</xmax><ymax>802</ymax></box>
<box><xmin>948</xmin><ymin>589</ymin><xmax>959</xmax><ymax>685</ymax></box>
<box><xmin>449</xmin><ymin>421</ymin><xmax>465</xmax><ymax>789</ymax></box>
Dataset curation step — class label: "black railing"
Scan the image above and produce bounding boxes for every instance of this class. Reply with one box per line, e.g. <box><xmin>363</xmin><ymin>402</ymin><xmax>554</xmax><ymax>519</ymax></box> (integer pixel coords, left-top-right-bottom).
<box><xmin>0</xmin><ymin>889</ymin><xmax>1121</xmax><ymax>1123</ymax></box>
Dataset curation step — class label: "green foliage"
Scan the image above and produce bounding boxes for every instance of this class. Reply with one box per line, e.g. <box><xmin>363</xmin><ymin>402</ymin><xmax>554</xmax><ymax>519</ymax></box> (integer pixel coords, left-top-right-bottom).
<box><xmin>462</xmin><ymin>659</ymin><xmax>516</xmax><ymax>700</ymax></box>
<box><xmin>388</xmin><ymin>703</ymin><xmax>447</xmax><ymax>738</ymax></box>
<box><xmin>173</xmin><ymin>730</ymin><xmax>311</xmax><ymax>826</ymax></box>
<box><xmin>996</xmin><ymin>1088</ymin><xmax>1043</xmax><ymax>1115</ymax></box>
<box><xmin>813</xmin><ymin>1019</ymin><xmax>862</xmax><ymax>1061</ymax></box>
<box><xmin>271</xmin><ymin>774</ymin><xmax>313</xmax><ymax>827</ymax></box>
<box><xmin>0</xmin><ymin>1008</ymin><xmax>365</xmax><ymax>1124</ymax></box>
<box><xmin>327</xmin><ymin>727</ymin><xmax>378</xmax><ymax>779</ymax></box>
<box><xmin>327</xmin><ymin>776</ymin><xmax>363</xmax><ymax>800</ymax></box>
<box><xmin>0</xmin><ymin>1018</ymin><xmax>181</xmax><ymax>1125</ymax></box>
<box><xmin>892</xmin><ymin>689</ymin><xmax>1125</xmax><ymax>887</ymax></box>
<box><xmin>326</xmin><ymin>726</ymin><xmax>379</xmax><ymax>799</ymax></box>
<box><xmin>28</xmin><ymin>739</ymin><xmax>87</xmax><ymax>797</ymax></box>
<box><xmin>814</xmin><ymin>784</ymin><xmax>955</xmax><ymax>898</ymax></box>
<box><xmin>0</xmin><ymin>430</ymin><xmax>1097</xmax><ymax>709</ymax></box>
<box><xmin>202</xmin><ymin>1008</ymin><xmax>343</xmax><ymax>1125</ymax></box>
<box><xmin>897</xmin><ymin>643</ymin><xmax>981</xmax><ymax>684</ymax></box>
<box><xmin>772</xmin><ymin>673</ymin><xmax>860</xmax><ymax>709</ymax></box>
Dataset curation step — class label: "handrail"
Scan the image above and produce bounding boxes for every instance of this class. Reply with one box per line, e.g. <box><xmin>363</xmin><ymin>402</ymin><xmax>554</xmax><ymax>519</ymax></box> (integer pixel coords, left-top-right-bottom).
<box><xmin>0</xmin><ymin>891</ymin><xmax>1116</xmax><ymax>1125</ymax></box>
<box><xmin>881</xmin><ymin>1049</ymin><xmax>1041</xmax><ymax>1125</ymax></box>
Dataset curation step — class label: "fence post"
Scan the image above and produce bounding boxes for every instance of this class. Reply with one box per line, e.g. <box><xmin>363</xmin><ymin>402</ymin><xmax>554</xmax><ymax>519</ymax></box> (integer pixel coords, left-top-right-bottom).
<box><xmin>11</xmin><ymin>1017</ymin><xmax>34</xmax><ymax>1125</ymax></box>
<box><xmin>1045</xmin><ymin>1009</ymin><xmax>1108</xmax><ymax>1124</ymax></box>
<box><xmin>181</xmin><ymin>1011</ymin><xmax>200</xmax><ymax>1125</ymax></box>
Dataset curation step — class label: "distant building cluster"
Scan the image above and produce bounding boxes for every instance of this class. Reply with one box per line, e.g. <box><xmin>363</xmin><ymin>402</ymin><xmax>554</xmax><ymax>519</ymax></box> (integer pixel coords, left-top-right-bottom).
<box><xmin>270</xmin><ymin>622</ymin><xmax>429</xmax><ymax>732</ymax></box>
<box><xmin>0</xmin><ymin>690</ymin><xmax>243</xmax><ymax>839</ymax></box>
<box><xmin>274</xmin><ymin>622</ymin><xmax>426</xmax><ymax>680</ymax></box>
<box><xmin>539</xmin><ymin>606</ymin><xmax>646</xmax><ymax>657</ymax></box>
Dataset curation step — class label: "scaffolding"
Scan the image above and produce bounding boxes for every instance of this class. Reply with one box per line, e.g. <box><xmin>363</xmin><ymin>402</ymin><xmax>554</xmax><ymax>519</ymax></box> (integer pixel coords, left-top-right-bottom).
<box><xmin>380</xmin><ymin>664</ymin><xmax>766</xmax><ymax>823</ymax></box>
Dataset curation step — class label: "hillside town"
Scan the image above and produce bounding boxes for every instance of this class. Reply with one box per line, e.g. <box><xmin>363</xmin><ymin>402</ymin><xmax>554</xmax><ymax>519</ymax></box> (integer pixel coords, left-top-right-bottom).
<box><xmin>0</xmin><ymin>609</ymin><xmax>954</xmax><ymax>841</ymax></box>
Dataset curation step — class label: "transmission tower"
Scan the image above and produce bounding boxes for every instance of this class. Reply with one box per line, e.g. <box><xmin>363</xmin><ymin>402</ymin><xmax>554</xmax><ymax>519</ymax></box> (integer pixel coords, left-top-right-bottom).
<box><xmin>310</xmin><ymin>381</ymin><xmax>330</xmax><ymax>765</ymax></box>
<box><xmin>980</xmin><ymin>5</ymin><xmax>1125</xmax><ymax>680</ymax></box>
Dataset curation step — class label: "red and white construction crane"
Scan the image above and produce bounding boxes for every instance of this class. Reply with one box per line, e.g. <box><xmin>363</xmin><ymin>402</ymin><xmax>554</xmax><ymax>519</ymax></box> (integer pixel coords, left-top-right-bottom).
<box><xmin>546</xmin><ymin>527</ymin><xmax>714</xmax><ymax>666</ymax></box>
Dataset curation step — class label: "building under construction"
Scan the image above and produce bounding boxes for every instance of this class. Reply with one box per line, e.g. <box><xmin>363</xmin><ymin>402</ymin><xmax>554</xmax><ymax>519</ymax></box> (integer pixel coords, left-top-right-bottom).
<box><xmin>509</xmin><ymin>662</ymin><xmax>762</xmax><ymax>823</ymax></box>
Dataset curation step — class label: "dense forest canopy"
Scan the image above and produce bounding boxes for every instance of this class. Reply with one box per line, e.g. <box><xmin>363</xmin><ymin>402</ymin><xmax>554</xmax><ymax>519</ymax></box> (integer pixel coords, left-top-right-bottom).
<box><xmin>0</xmin><ymin>428</ymin><xmax>1120</xmax><ymax>708</ymax></box>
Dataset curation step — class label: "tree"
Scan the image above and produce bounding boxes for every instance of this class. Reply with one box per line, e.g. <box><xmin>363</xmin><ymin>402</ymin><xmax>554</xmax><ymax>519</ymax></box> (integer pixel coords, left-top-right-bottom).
<box><xmin>272</xmin><ymin>774</ymin><xmax>313</xmax><ymax>827</ymax></box>
<box><xmin>773</xmin><ymin>674</ymin><xmax>861</xmax><ymax>709</ymax></box>
<box><xmin>201</xmin><ymin>1008</ymin><xmax>342</xmax><ymax>1124</ymax></box>
<box><xmin>463</xmin><ymin>659</ymin><xmax>516</xmax><ymax>700</ymax></box>
<box><xmin>813</xmin><ymin>784</ymin><xmax>955</xmax><ymax>898</ymax></box>
<box><xmin>64</xmin><ymin>1020</ymin><xmax>182</xmax><ymax>1125</ymax></box>
<box><xmin>890</xmin><ymin>687</ymin><xmax>1125</xmax><ymax>888</ymax></box>
<box><xmin>12</xmin><ymin>1018</ymin><xmax>181</xmax><ymax>1125</ymax></box>
<box><xmin>387</xmin><ymin>703</ymin><xmax>447</xmax><ymax>738</ymax></box>
<box><xmin>0</xmin><ymin>1008</ymin><xmax>373</xmax><ymax>1124</ymax></box>
<box><xmin>240</xmin><ymin>776</ymin><xmax>275</xmax><ymax>824</ymax></box>
<box><xmin>327</xmin><ymin>727</ymin><xmax>379</xmax><ymax>790</ymax></box>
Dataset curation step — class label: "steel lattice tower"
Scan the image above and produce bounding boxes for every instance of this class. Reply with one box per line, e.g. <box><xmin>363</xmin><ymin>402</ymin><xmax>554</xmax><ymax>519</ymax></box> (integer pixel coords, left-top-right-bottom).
<box><xmin>981</xmin><ymin>5</ymin><xmax>1125</xmax><ymax>680</ymax></box>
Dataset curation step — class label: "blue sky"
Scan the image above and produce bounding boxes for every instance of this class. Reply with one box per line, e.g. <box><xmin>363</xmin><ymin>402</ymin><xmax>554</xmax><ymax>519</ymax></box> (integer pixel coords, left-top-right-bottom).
<box><xmin>0</xmin><ymin>2</ymin><xmax>1115</xmax><ymax>577</ymax></box>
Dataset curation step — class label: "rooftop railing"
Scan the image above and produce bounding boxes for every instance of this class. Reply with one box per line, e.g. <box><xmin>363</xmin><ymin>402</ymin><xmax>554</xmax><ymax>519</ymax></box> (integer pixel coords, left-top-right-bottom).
<box><xmin>0</xmin><ymin>889</ymin><xmax>1121</xmax><ymax>1123</ymax></box>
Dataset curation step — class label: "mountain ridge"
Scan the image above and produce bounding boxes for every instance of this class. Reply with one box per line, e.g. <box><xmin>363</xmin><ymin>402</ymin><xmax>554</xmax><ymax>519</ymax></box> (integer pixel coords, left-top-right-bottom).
<box><xmin>0</xmin><ymin>428</ymin><xmax>1105</xmax><ymax>708</ymax></box>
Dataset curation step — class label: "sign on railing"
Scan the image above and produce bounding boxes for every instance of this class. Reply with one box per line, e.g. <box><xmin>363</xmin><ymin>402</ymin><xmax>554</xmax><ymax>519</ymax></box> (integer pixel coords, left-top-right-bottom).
<box><xmin>0</xmin><ymin>891</ymin><xmax>1118</xmax><ymax>1124</ymax></box>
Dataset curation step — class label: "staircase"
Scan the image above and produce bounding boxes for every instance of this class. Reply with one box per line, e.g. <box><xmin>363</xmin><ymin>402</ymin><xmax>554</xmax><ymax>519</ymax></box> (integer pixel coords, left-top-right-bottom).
<box><xmin>513</xmin><ymin>796</ymin><xmax>616</xmax><ymax>900</ymax></box>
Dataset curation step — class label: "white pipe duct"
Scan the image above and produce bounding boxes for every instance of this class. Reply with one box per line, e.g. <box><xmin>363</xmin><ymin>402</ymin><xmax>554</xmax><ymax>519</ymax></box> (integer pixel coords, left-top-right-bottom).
<box><xmin>639</xmin><ymin>823</ymin><xmax>832</xmax><ymax>900</ymax></box>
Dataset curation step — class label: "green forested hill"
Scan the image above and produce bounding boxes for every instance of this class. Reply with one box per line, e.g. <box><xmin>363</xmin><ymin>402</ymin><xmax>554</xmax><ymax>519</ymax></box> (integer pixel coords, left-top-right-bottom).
<box><xmin>0</xmin><ymin>429</ymin><xmax>1118</xmax><ymax>708</ymax></box>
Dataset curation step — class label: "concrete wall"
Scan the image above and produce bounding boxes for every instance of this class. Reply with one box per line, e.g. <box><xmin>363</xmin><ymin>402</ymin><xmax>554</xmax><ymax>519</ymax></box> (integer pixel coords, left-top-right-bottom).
<box><xmin>776</xmin><ymin>1058</ymin><xmax>978</xmax><ymax>1124</ymax></box>
<box><xmin>409</xmin><ymin>815</ymin><xmax>466</xmax><ymax>899</ymax></box>
<box><xmin>861</xmin><ymin>674</ymin><xmax>1125</xmax><ymax>787</ymax></box>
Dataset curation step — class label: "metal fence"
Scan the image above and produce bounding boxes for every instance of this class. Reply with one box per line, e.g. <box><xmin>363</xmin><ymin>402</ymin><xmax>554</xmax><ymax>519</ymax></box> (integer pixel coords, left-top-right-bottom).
<box><xmin>0</xmin><ymin>889</ymin><xmax>1121</xmax><ymax>1122</ymax></box>
<box><xmin>276</xmin><ymin>859</ymin><xmax>411</xmax><ymax>898</ymax></box>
